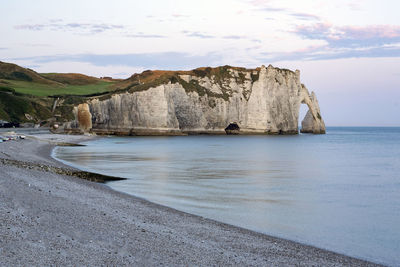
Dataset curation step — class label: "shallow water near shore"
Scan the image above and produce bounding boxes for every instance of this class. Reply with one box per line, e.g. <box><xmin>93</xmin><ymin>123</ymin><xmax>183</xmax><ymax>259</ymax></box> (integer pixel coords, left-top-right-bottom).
<box><xmin>53</xmin><ymin>127</ymin><xmax>400</xmax><ymax>265</ymax></box>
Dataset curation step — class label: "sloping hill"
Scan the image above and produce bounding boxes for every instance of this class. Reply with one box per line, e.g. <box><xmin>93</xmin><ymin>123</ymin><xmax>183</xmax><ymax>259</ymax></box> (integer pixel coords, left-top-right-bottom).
<box><xmin>40</xmin><ymin>73</ymin><xmax>101</xmax><ymax>85</ymax></box>
<box><xmin>0</xmin><ymin>61</ymin><xmax>116</xmax><ymax>97</ymax></box>
<box><xmin>0</xmin><ymin>61</ymin><xmax>117</xmax><ymax>124</ymax></box>
<box><xmin>0</xmin><ymin>61</ymin><xmax>59</xmax><ymax>85</ymax></box>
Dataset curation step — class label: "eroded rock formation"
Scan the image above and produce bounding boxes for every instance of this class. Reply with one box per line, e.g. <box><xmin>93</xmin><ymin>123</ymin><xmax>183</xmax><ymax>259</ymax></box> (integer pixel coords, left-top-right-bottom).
<box><xmin>300</xmin><ymin>89</ymin><xmax>325</xmax><ymax>134</ymax></box>
<box><xmin>65</xmin><ymin>65</ymin><xmax>325</xmax><ymax>135</ymax></box>
<box><xmin>76</xmin><ymin>103</ymin><xmax>92</xmax><ymax>133</ymax></box>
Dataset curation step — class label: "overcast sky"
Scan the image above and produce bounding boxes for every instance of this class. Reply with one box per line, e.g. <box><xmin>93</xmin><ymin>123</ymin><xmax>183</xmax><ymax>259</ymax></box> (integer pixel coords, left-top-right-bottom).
<box><xmin>1</xmin><ymin>0</ymin><xmax>399</xmax><ymax>126</ymax></box>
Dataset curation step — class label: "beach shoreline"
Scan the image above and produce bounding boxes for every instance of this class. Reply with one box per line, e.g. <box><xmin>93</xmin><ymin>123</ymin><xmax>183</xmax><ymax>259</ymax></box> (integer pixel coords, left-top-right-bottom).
<box><xmin>0</xmin><ymin>131</ymin><xmax>382</xmax><ymax>266</ymax></box>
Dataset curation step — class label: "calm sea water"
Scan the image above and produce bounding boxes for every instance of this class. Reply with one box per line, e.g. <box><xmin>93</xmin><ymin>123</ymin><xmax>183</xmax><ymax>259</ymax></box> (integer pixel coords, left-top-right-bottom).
<box><xmin>53</xmin><ymin>127</ymin><xmax>400</xmax><ymax>265</ymax></box>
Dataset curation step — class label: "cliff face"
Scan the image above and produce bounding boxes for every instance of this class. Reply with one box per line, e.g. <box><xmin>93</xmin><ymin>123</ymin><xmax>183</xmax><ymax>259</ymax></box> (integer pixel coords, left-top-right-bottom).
<box><xmin>65</xmin><ymin>65</ymin><xmax>325</xmax><ymax>135</ymax></box>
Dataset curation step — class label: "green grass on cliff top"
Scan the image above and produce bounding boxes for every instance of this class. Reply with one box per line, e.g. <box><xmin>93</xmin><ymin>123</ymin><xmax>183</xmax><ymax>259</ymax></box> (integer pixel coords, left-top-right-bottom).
<box><xmin>1</xmin><ymin>79</ymin><xmax>115</xmax><ymax>96</ymax></box>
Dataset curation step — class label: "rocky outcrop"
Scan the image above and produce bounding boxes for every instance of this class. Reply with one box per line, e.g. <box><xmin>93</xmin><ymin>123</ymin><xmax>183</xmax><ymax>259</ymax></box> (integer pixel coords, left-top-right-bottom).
<box><xmin>65</xmin><ymin>65</ymin><xmax>325</xmax><ymax>135</ymax></box>
<box><xmin>76</xmin><ymin>103</ymin><xmax>92</xmax><ymax>133</ymax></box>
<box><xmin>300</xmin><ymin>89</ymin><xmax>326</xmax><ymax>134</ymax></box>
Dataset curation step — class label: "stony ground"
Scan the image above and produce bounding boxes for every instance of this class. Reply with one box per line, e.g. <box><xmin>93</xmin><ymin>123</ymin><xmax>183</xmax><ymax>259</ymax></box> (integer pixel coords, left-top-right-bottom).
<box><xmin>0</xmin><ymin>133</ymin><xmax>382</xmax><ymax>266</ymax></box>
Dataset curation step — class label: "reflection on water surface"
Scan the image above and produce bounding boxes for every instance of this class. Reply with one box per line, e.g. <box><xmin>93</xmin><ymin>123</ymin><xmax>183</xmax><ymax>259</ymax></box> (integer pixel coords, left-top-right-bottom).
<box><xmin>54</xmin><ymin>127</ymin><xmax>400</xmax><ymax>266</ymax></box>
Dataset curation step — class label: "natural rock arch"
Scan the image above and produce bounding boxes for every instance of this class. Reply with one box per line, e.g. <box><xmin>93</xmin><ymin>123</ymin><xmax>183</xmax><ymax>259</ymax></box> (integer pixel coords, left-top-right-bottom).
<box><xmin>299</xmin><ymin>85</ymin><xmax>325</xmax><ymax>134</ymax></box>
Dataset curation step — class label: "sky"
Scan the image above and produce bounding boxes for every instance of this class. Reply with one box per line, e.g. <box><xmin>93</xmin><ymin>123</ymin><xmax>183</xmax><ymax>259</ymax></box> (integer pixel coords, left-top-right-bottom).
<box><xmin>1</xmin><ymin>0</ymin><xmax>400</xmax><ymax>126</ymax></box>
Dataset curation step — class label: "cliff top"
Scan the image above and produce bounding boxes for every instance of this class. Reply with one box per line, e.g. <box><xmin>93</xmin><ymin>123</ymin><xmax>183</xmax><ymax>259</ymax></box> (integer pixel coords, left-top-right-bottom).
<box><xmin>113</xmin><ymin>65</ymin><xmax>296</xmax><ymax>93</ymax></box>
<box><xmin>125</xmin><ymin>64</ymin><xmax>295</xmax><ymax>83</ymax></box>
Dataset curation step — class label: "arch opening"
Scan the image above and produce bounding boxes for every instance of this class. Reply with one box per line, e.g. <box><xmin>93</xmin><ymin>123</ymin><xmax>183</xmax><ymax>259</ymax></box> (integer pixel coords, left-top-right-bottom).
<box><xmin>225</xmin><ymin>123</ymin><xmax>240</xmax><ymax>135</ymax></box>
<box><xmin>299</xmin><ymin>103</ymin><xmax>309</xmax><ymax>128</ymax></box>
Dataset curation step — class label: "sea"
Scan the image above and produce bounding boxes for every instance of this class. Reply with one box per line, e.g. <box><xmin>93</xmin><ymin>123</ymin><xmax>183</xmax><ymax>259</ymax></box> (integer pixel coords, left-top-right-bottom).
<box><xmin>53</xmin><ymin>127</ymin><xmax>400</xmax><ymax>266</ymax></box>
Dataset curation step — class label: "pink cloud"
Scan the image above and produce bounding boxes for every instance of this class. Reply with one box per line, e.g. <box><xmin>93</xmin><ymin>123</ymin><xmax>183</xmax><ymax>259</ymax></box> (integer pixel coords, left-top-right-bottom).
<box><xmin>341</xmin><ymin>25</ymin><xmax>400</xmax><ymax>39</ymax></box>
<box><xmin>296</xmin><ymin>23</ymin><xmax>400</xmax><ymax>41</ymax></box>
<box><xmin>286</xmin><ymin>23</ymin><xmax>400</xmax><ymax>61</ymax></box>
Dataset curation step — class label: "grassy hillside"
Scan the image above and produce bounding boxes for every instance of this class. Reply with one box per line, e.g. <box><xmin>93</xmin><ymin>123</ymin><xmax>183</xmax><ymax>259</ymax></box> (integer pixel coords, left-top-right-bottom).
<box><xmin>2</xmin><ymin>79</ymin><xmax>114</xmax><ymax>97</ymax></box>
<box><xmin>40</xmin><ymin>73</ymin><xmax>101</xmax><ymax>85</ymax></box>
<box><xmin>0</xmin><ymin>61</ymin><xmax>116</xmax><ymax>97</ymax></box>
<box><xmin>0</xmin><ymin>61</ymin><xmax>116</xmax><ymax>124</ymax></box>
<box><xmin>0</xmin><ymin>61</ymin><xmax>59</xmax><ymax>85</ymax></box>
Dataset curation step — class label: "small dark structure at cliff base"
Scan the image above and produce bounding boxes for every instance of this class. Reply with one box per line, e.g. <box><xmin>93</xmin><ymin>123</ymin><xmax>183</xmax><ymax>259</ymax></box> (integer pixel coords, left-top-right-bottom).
<box><xmin>225</xmin><ymin>123</ymin><xmax>240</xmax><ymax>135</ymax></box>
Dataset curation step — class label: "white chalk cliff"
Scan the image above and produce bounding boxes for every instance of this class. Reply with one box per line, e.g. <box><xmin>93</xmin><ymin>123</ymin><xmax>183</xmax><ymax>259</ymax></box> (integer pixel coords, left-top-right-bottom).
<box><xmin>65</xmin><ymin>65</ymin><xmax>325</xmax><ymax>135</ymax></box>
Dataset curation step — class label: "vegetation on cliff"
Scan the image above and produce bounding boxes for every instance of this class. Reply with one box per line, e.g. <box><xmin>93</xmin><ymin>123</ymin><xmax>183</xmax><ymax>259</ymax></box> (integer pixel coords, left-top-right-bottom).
<box><xmin>0</xmin><ymin>61</ymin><xmax>117</xmax><ymax>124</ymax></box>
<box><xmin>0</xmin><ymin>86</ymin><xmax>52</xmax><ymax>123</ymax></box>
<box><xmin>108</xmin><ymin>65</ymin><xmax>261</xmax><ymax>103</ymax></box>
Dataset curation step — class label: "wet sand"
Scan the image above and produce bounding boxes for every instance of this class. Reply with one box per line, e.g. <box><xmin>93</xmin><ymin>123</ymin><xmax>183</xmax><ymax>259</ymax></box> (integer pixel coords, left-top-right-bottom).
<box><xmin>0</xmin><ymin>132</ymin><xmax>382</xmax><ymax>266</ymax></box>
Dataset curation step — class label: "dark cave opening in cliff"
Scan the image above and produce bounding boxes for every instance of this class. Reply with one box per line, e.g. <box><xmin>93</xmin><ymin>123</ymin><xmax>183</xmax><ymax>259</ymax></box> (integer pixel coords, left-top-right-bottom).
<box><xmin>225</xmin><ymin>123</ymin><xmax>240</xmax><ymax>135</ymax></box>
